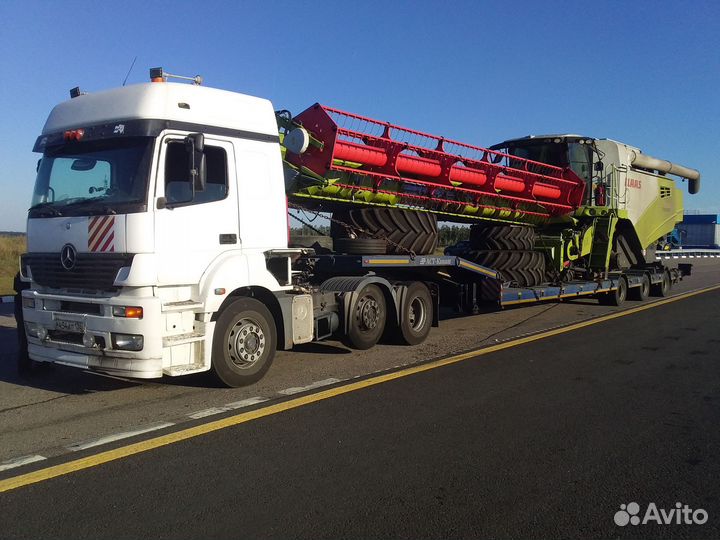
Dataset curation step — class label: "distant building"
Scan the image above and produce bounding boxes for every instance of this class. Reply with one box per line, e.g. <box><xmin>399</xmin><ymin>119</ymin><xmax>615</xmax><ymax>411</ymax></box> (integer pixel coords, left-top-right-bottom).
<box><xmin>680</xmin><ymin>214</ymin><xmax>720</xmax><ymax>248</ymax></box>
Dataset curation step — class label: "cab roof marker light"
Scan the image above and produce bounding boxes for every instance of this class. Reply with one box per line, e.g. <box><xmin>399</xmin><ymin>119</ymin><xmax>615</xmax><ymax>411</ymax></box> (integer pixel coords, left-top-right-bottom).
<box><xmin>149</xmin><ymin>67</ymin><xmax>166</xmax><ymax>83</ymax></box>
<box><xmin>149</xmin><ymin>67</ymin><xmax>203</xmax><ymax>85</ymax></box>
<box><xmin>63</xmin><ymin>129</ymin><xmax>85</xmax><ymax>141</ymax></box>
<box><xmin>69</xmin><ymin>87</ymin><xmax>87</xmax><ymax>99</ymax></box>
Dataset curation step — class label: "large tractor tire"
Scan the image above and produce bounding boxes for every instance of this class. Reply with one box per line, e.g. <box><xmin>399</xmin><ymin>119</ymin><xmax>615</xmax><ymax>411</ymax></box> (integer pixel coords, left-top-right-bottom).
<box><xmin>469</xmin><ymin>224</ymin><xmax>535</xmax><ymax>251</ymax></box>
<box><xmin>331</xmin><ymin>208</ymin><xmax>438</xmax><ymax>255</ymax></box>
<box><xmin>459</xmin><ymin>249</ymin><xmax>546</xmax><ymax>287</ymax></box>
<box><xmin>334</xmin><ymin>237</ymin><xmax>388</xmax><ymax>255</ymax></box>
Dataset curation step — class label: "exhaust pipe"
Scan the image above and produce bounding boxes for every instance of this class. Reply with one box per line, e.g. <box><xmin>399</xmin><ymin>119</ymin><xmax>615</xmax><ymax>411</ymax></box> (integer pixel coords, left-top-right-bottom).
<box><xmin>629</xmin><ymin>150</ymin><xmax>700</xmax><ymax>194</ymax></box>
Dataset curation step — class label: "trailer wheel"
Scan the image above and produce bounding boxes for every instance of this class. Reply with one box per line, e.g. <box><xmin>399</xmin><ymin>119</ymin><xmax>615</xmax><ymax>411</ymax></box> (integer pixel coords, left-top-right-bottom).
<box><xmin>347</xmin><ymin>284</ymin><xmax>386</xmax><ymax>349</ymax></box>
<box><xmin>629</xmin><ymin>274</ymin><xmax>650</xmax><ymax>301</ymax></box>
<box><xmin>399</xmin><ymin>282</ymin><xmax>433</xmax><ymax>346</ymax></box>
<box><xmin>211</xmin><ymin>298</ymin><xmax>277</xmax><ymax>387</ymax></box>
<box><xmin>599</xmin><ymin>276</ymin><xmax>627</xmax><ymax>306</ymax></box>
<box><xmin>650</xmin><ymin>271</ymin><xmax>671</xmax><ymax>297</ymax></box>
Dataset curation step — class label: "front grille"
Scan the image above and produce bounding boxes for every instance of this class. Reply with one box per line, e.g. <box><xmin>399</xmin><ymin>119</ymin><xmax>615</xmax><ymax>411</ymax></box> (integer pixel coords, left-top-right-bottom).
<box><xmin>25</xmin><ymin>253</ymin><xmax>135</xmax><ymax>291</ymax></box>
<box><xmin>48</xmin><ymin>330</ymin><xmax>84</xmax><ymax>345</ymax></box>
<box><xmin>59</xmin><ymin>301</ymin><xmax>103</xmax><ymax>315</ymax></box>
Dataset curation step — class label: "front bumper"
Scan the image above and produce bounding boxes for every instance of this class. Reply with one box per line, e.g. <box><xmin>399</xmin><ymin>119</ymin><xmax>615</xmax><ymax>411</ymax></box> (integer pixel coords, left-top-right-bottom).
<box><xmin>22</xmin><ymin>289</ymin><xmax>163</xmax><ymax>379</ymax></box>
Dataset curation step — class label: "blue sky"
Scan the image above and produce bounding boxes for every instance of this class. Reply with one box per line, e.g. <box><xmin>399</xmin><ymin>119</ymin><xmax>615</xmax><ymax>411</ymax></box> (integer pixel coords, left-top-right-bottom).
<box><xmin>0</xmin><ymin>0</ymin><xmax>718</xmax><ymax>231</ymax></box>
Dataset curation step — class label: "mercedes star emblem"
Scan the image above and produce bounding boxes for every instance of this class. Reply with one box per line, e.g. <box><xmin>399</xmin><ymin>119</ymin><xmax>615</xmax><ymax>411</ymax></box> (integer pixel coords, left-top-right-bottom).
<box><xmin>60</xmin><ymin>244</ymin><xmax>77</xmax><ymax>270</ymax></box>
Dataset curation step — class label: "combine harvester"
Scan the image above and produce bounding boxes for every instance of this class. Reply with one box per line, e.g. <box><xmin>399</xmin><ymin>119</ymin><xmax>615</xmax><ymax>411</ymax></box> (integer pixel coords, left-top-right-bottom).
<box><xmin>281</xmin><ymin>104</ymin><xmax>700</xmax><ymax>288</ymax></box>
<box><xmin>19</xmin><ymin>68</ymin><xmax>701</xmax><ymax>385</ymax></box>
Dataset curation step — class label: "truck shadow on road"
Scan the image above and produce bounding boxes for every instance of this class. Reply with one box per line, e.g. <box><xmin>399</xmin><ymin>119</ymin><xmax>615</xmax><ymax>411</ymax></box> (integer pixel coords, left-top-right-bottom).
<box><xmin>292</xmin><ymin>342</ymin><xmax>352</xmax><ymax>355</ymax></box>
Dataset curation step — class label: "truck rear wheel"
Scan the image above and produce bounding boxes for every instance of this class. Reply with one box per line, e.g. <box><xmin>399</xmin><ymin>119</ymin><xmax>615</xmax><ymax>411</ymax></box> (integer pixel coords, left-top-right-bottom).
<box><xmin>650</xmin><ymin>271</ymin><xmax>671</xmax><ymax>297</ymax></box>
<box><xmin>211</xmin><ymin>298</ymin><xmax>277</xmax><ymax>387</ymax></box>
<box><xmin>399</xmin><ymin>282</ymin><xmax>433</xmax><ymax>346</ymax></box>
<box><xmin>347</xmin><ymin>284</ymin><xmax>386</xmax><ymax>349</ymax></box>
<box><xmin>599</xmin><ymin>276</ymin><xmax>627</xmax><ymax>306</ymax></box>
<box><xmin>629</xmin><ymin>274</ymin><xmax>650</xmax><ymax>301</ymax></box>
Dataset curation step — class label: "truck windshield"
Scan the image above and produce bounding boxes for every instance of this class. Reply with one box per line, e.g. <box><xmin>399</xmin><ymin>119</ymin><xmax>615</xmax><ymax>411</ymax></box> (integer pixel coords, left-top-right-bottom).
<box><xmin>507</xmin><ymin>141</ymin><xmax>592</xmax><ymax>183</ymax></box>
<box><xmin>29</xmin><ymin>137</ymin><xmax>154</xmax><ymax>217</ymax></box>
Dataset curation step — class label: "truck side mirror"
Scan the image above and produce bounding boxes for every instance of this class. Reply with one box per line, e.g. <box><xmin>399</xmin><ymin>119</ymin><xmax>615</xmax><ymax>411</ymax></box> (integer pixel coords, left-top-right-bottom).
<box><xmin>185</xmin><ymin>133</ymin><xmax>207</xmax><ymax>192</ymax></box>
<box><xmin>594</xmin><ymin>161</ymin><xmax>604</xmax><ymax>172</ymax></box>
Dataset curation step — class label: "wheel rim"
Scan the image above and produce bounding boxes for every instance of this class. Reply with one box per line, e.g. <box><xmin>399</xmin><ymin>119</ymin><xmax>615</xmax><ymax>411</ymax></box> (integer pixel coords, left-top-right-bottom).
<box><xmin>356</xmin><ymin>295</ymin><xmax>381</xmax><ymax>331</ymax></box>
<box><xmin>408</xmin><ymin>297</ymin><xmax>427</xmax><ymax>332</ymax></box>
<box><xmin>227</xmin><ymin>317</ymin><xmax>266</xmax><ymax>369</ymax></box>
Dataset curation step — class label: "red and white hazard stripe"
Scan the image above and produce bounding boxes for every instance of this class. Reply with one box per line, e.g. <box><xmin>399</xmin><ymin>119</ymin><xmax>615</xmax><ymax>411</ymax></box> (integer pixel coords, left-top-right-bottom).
<box><xmin>88</xmin><ymin>216</ymin><xmax>115</xmax><ymax>252</ymax></box>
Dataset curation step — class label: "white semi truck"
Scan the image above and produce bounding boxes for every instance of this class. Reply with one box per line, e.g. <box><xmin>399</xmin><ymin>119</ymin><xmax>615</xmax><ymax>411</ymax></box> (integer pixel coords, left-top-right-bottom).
<box><xmin>20</xmin><ymin>69</ymin><xmax>699</xmax><ymax>386</ymax></box>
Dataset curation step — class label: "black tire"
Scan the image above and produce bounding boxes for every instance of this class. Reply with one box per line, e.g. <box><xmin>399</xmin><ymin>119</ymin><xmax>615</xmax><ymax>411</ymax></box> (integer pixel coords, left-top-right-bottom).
<box><xmin>599</xmin><ymin>276</ymin><xmax>628</xmax><ymax>306</ymax></box>
<box><xmin>629</xmin><ymin>274</ymin><xmax>650</xmax><ymax>301</ymax></box>
<box><xmin>347</xmin><ymin>284</ymin><xmax>386</xmax><ymax>349</ymax></box>
<box><xmin>457</xmin><ymin>249</ymin><xmax>545</xmax><ymax>287</ymax></box>
<box><xmin>211</xmin><ymin>298</ymin><xmax>277</xmax><ymax>387</ymax></box>
<box><xmin>331</xmin><ymin>208</ymin><xmax>438</xmax><ymax>255</ymax></box>
<box><xmin>469</xmin><ymin>224</ymin><xmax>535</xmax><ymax>250</ymax></box>
<box><xmin>399</xmin><ymin>282</ymin><xmax>433</xmax><ymax>346</ymax></box>
<box><xmin>650</xmin><ymin>271</ymin><xmax>671</xmax><ymax>297</ymax></box>
<box><xmin>334</xmin><ymin>237</ymin><xmax>387</xmax><ymax>255</ymax></box>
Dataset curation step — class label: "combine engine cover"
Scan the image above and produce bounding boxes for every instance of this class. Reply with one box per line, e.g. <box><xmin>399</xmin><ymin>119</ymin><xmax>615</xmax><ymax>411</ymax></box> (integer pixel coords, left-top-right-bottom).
<box><xmin>283</xmin><ymin>105</ymin><xmax>586</xmax><ymax>225</ymax></box>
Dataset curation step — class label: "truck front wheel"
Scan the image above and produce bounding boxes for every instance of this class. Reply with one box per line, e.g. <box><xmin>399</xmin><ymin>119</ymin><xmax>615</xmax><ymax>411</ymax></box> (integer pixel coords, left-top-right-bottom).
<box><xmin>211</xmin><ymin>298</ymin><xmax>277</xmax><ymax>387</ymax></box>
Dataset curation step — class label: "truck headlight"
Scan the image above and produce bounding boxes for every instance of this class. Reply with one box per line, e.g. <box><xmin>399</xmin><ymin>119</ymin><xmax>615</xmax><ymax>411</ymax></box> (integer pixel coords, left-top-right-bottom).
<box><xmin>111</xmin><ymin>333</ymin><xmax>144</xmax><ymax>351</ymax></box>
<box><xmin>25</xmin><ymin>322</ymin><xmax>47</xmax><ymax>340</ymax></box>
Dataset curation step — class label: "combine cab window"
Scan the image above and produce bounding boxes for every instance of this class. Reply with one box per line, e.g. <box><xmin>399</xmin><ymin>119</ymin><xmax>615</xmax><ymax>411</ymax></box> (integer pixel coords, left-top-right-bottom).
<box><xmin>567</xmin><ymin>143</ymin><xmax>592</xmax><ymax>183</ymax></box>
<box><xmin>507</xmin><ymin>140</ymin><xmax>592</xmax><ymax>183</ymax></box>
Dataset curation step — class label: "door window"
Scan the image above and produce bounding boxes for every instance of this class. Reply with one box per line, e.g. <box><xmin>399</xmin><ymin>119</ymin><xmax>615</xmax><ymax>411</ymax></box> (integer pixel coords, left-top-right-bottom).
<box><xmin>164</xmin><ymin>141</ymin><xmax>228</xmax><ymax>205</ymax></box>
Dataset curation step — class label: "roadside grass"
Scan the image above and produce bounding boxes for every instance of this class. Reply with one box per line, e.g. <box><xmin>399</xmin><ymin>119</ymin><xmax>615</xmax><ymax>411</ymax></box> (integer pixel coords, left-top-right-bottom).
<box><xmin>0</xmin><ymin>235</ymin><xmax>25</xmax><ymax>296</ymax></box>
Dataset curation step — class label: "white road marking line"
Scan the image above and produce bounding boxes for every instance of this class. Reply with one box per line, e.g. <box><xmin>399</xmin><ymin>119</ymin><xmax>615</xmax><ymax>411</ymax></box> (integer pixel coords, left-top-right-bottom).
<box><xmin>188</xmin><ymin>407</ymin><xmax>228</xmax><ymax>419</ymax></box>
<box><xmin>278</xmin><ymin>378</ymin><xmax>341</xmax><ymax>395</ymax></box>
<box><xmin>66</xmin><ymin>422</ymin><xmax>176</xmax><ymax>452</ymax></box>
<box><xmin>0</xmin><ymin>455</ymin><xmax>46</xmax><ymax>472</ymax></box>
<box><xmin>224</xmin><ymin>396</ymin><xmax>270</xmax><ymax>409</ymax></box>
<box><xmin>188</xmin><ymin>397</ymin><xmax>269</xmax><ymax>419</ymax></box>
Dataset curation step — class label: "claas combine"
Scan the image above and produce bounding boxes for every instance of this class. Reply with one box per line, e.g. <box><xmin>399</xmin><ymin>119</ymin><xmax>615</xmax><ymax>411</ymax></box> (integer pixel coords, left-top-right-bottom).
<box><xmin>280</xmin><ymin>104</ymin><xmax>700</xmax><ymax>286</ymax></box>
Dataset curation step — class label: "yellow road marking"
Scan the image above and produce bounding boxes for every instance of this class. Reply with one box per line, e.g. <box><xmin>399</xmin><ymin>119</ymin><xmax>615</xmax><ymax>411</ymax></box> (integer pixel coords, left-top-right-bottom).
<box><xmin>2</xmin><ymin>283</ymin><xmax>719</xmax><ymax>493</ymax></box>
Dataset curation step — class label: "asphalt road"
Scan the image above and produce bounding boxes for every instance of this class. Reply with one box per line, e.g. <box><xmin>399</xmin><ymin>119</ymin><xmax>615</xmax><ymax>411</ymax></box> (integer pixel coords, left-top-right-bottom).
<box><xmin>1</xmin><ymin>260</ymin><xmax>719</xmax><ymax>470</ymax></box>
<box><xmin>1</xmin><ymin>286</ymin><xmax>718</xmax><ymax>538</ymax></box>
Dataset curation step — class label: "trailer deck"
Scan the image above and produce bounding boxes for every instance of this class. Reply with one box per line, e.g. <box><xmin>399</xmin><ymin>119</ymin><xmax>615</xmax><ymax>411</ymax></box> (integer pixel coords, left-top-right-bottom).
<box><xmin>307</xmin><ymin>253</ymin><xmax>665</xmax><ymax>309</ymax></box>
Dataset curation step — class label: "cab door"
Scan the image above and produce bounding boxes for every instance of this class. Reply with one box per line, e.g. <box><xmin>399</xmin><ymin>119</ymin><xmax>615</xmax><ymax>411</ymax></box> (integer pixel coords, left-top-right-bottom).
<box><xmin>153</xmin><ymin>133</ymin><xmax>241</xmax><ymax>286</ymax></box>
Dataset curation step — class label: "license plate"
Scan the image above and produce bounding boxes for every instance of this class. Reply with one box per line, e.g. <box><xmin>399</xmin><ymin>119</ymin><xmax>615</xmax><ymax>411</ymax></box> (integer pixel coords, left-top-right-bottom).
<box><xmin>55</xmin><ymin>318</ymin><xmax>85</xmax><ymax>333</ymax></box>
